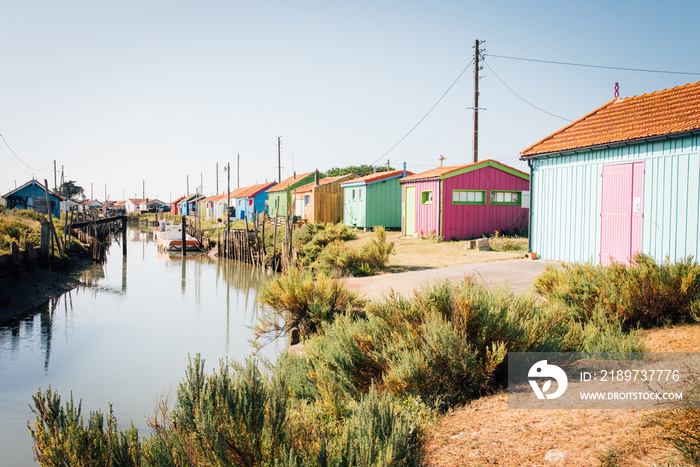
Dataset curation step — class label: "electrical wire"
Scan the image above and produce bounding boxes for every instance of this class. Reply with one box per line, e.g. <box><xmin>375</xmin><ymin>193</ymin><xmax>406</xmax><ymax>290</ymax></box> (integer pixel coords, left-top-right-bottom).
<box><xmin>0</xmin><ymin>134</ymin><xmax>53</xmax><ymax>172</ymax></box>
<box><xmin>370</xmin><ymin>58</ymin><xmax>474</xmax><ymax>166</ymax></box>
<box><xmin>485</xmin><ymin>53</ymin><xmax>700</xmax><ymax>76</ymax></box>
<box><xmin>0</xmin><ymin>144</ymin><xmax>33</xmax><ymax>177</ymax></box>
<box><xmin>484</xmin><ymin>60</ymin><xmax>573</xmax><ymax>122</ymax></box>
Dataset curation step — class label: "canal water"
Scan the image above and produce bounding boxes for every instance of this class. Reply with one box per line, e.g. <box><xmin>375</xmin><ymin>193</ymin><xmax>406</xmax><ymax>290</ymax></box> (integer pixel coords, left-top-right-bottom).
<box><xmin>0</xmin><ymin>226</ymin><xmax>281</xmax><ymax>466</ymax></box>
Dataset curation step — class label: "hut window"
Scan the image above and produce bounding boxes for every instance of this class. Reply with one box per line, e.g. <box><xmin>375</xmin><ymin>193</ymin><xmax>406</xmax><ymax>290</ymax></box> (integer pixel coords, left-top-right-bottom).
<box><xmin>490</xmin><ymin>191</ymin><xmax>521</xmax><ymax>206</ymax></box>
<box><xmin>421</xmin><ymin>191</ymin><xmax>433</xmax><ymax>204</ymax></box>
<box><xmin>352</xmin><ymin>189</ymin><xmax>356</xmax><ymax>200</ymax></box>
<box><xmin>304</xmin><ymin>194</ymin><xmax>311</xmax><ymax>206</ymax></box>
<box><xmin>452</xmin><ymin>190</ymin><xmax>486</xmax><ymax>205</ymax></box>
<box><xmin>359</xmin><ymin>189</ymin><xmax>362</xmax><ymax>200</ymax></box>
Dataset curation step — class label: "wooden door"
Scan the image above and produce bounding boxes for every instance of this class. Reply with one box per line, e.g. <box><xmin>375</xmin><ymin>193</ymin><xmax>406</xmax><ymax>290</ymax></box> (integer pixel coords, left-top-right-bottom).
<box><xmin>405</xmin><ymin>186</ymin><xmax>416</xmax><ymax>236</ymax></box>
<box><xmin>600</xmin><ymin>161</ymin><xmax>643</xmax><ymax>265</ymax></box>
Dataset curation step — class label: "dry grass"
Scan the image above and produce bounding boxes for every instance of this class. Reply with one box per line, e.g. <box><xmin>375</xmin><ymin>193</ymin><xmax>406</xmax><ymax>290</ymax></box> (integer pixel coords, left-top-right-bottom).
<box><xmin>345</xmin><ymin>231</ymin><xmax>525</xmax><ymax>273</ymax></box>
<box><xmin>422</xmin><ymin>323</ymin><xmax>700</xmax><ymax>466</ymax></box>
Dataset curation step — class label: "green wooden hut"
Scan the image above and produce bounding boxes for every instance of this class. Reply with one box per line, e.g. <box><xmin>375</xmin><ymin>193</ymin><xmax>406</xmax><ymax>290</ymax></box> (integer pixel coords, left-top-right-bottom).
<box><xmin>266</xmin><ymin>171</ymin><xmax>316</xmax><ymax>217</ymax></box>
<box><xmin>341</xmin><ymin>168</ymin><xmax>411</xmax><ymax>229</ymax></box>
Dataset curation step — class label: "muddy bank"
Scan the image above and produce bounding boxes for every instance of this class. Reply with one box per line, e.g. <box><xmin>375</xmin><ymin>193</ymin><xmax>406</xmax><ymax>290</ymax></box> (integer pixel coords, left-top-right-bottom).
<box><xmin>0</xmin><ymin>259</ymin><xmax>91</xmax><ymax>325</ymax></box>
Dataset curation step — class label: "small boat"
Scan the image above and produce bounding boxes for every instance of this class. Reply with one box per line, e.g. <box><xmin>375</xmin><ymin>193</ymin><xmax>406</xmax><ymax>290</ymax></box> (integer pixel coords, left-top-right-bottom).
<box><xmin>154</xmin><ymin>220</ymin><xmax>201</xmax><ymax>251</ymax></box>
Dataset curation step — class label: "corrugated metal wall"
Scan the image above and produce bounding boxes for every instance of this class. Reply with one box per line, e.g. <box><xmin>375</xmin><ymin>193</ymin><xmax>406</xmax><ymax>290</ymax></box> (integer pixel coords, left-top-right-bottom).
<box><xmin>441</xmin><ymin>166</ymin><xmax>529</xmax><ymax>240</ymax></box>
<box><xmin>530</xmin><ymin>135</ymin><xmax>700</xmax><ymax>264</ymax></box>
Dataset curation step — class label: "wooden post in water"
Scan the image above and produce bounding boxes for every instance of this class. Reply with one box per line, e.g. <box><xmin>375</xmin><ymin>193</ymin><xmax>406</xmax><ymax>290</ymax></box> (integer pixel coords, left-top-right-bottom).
<box><xmin>40</xmin><ymin>220</ymin><xmax>50</xmax><ymax>268</ymax></box>
<box><xmin>122</xmin><ymin>216</ymin><xmax>127</xmax><ymax>256</ymax></box>
<box><xmin>11</xmin><ymin>241</ymin><xmax>20</xmax><ymax>279</ymax></box>
<box><xmin>181</xmin><ymin>216</ymin><xmax>187</xmax><ymax>256</ymax></box>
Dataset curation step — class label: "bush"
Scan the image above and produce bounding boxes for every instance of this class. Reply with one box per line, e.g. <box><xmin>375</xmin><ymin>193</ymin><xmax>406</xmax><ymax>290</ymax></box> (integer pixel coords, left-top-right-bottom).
<box><xmin>312</xmin><ymin>227</ymin><xmax>394</xmax><ymax>277</ymax></box>
<box><xmin>488</xmin><ymin>232</ymin><xmax>528</xmax><ymax>251</ymax></box>
<box><xmin>254</xmin><ymin>268</ymin><xmax>366</xmax><ymax>347</ymax></box>
<box><xmin>293</xmin><ymin>223</ymin><xmax>356</xmax><ymax>266</ymax></box>
<box><xmin>534</xmin><ymin>254</ymin><xmax>700</xmax><ymax>328</ymax></box>
<box><xmin>29</xmin><ymin>387</ymin><xmax>143</xmax><ymax>466</ymax></box>
<box><xmin>294</xmin><ymin>278</ymin><xmax>588</xmax><ymax>411</ymax></box>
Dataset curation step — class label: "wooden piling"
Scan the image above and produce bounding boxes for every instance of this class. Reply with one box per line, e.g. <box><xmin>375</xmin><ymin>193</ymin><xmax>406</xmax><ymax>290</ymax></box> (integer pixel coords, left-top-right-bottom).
<box><xmin>122</xmin><ymin>216</ymin><xmax>127</xmax><ymax>256</ymax></box>
<box><xmin>181</xmin><ymin>216</ymin><xmax>187</xmax><ymax>256</ymax></box>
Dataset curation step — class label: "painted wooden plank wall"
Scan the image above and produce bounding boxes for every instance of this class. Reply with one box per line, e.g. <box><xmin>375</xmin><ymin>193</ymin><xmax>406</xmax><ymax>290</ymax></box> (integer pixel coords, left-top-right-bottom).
<box><xmin>530</xmin><ymin>135</ymin><xmax>700</xmax><ymax>264</ymax></box>
<box><xmin>441</xmin><ymin>166</ymin><xmax>529</xmax><ymax>240</ymax></box>
<box><xmin>367</xmin><ymin>178</ymin><xmax>402</xmax><ymax>228</ymax></box>
<box><xmin>342</xmin><ymin>186</ymin><xmax>366</xmax><ymax>227</ymax></box>
<box><xmin>403</xmin><ymin>179</ymin><xmax>440</xmax><ymax>236</ymax></box>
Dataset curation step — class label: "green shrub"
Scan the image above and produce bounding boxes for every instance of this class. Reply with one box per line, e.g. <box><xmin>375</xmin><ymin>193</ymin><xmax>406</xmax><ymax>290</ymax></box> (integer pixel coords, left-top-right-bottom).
<box><xmin>533</xmin><ymin>254</ymin><xmax>700</xmax><ymax>328</ymax></box>
<box><xmin>293</xmin><ymin>223</ymin><xmax>356</xmax><ymax>266</ymax></box>
<box><xmin>254</xmin><ymin>268</ymin><xmax>366</xmax><ymax>347</ymax></box>
<box><xmin>168</xmin><ymin>355</ymin><xmax>290</xmax><ymax>466</ymax></box>
<box><xmin>312</xmin><ymin>227</ymin><xmax>394</xmax><ymax>277</ymax></box>
<box><xmin>294</xmin><ymin>279</ymin><xmax>586</xmax><ymax>411</ymax></box>
<box><xmin>28</xmin><ymin>387</ymin><xmax>143</xmax><ymax>466</ymax></box>
<box><xmin>488</xmin><ymin>232</ymin><xmax>528</xmax><ymax>251</ymax></box>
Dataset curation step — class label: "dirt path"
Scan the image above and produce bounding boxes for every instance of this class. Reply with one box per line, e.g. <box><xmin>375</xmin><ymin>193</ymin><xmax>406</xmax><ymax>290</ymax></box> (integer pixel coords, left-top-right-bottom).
<box><xmin>345</xmin><ymin>258</ymin><xmax>559</xmax><ymax>299</ymax></box>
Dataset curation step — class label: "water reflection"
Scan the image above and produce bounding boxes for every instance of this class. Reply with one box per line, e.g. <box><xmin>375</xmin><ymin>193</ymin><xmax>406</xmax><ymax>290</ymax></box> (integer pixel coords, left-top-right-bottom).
<box><xmin>0</xmin><ymin>229</ymin><xmax>279</xmax><ymax>466</ymax></box>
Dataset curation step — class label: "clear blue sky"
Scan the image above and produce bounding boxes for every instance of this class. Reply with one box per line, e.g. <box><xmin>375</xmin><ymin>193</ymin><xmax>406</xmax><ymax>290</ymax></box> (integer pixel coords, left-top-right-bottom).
<box><xmin>1</xmin><ymin>0</ymin><xmax>698</xmax><ymax>201</ymax></box>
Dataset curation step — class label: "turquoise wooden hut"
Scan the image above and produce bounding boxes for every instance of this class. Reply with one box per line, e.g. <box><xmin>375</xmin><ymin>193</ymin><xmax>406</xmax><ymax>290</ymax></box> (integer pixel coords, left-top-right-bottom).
<box><xmin>341</xmin><ymin>168</ymin><xmax>412</xmax><ymax>229</ymax></box>
<box><xmin>521</xmin><ymin>80</ymin><xmax>700</xmax><ymax>265</ymax></box>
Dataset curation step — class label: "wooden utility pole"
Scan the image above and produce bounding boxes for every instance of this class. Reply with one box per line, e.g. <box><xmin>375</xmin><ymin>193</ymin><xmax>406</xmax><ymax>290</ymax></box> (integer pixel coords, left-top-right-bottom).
<box><xmin>473</xmin><ymin>39</ymin><xmax>484</xmax><ymax>163</ymax></box>
<box><xmin>277</xmin><ymin>137</ymin><xmax>281</xmax><ymax>183</ymax></box>
<box><xmin>187</xmin><ymin>175</ymin><xmax>190</xmax><ymax>196</ymax></box>
<box><xmin>237</xmin><ymin>154</ymin><xmax>240</xmax><ymax>189</ymax></box>
<box><xmin>53</xmin><ymin>160</ymin><xmax>57</xmax><ymax>192</ymax></box>
<box><xmin>216</xmin><ymin>162</ymin><xmax>219</xmax><ymax>194</ymax></box>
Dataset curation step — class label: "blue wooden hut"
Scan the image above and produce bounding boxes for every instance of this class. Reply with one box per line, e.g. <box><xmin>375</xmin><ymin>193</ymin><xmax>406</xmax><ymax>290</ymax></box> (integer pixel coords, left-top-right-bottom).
<box><xmin>2</xmin><ymin>179</ymin><xmax>63</xmax><ymax>218</ymax></box>
<box><xmin>178</xmin><ymin>194</ymin><xmax>204</xmax><ymax>216</ymax></box>
<box><xmin>521</xmin><ymin>80</ymin><xmax>700</xmax><ymax>265</ymax></box>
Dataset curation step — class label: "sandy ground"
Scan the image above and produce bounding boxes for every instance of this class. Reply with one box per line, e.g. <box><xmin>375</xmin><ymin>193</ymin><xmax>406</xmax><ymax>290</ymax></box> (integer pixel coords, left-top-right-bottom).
<box><xmin>421</xmin><ymin>325</ymin><xmax>700</xmax><ymax>466</ymax></box>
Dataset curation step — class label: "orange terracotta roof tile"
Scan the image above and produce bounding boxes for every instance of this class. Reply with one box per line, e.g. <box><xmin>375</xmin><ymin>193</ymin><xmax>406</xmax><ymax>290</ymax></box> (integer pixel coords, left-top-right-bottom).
<box><xmin>521</xmin><ymin>80</ymin><xmax>700</xmax><ymax>157</ymax></box>
<box><xmin>267</xmin><ymin>172</ymin><xmax>315</xmax><ymax>192</ymax></box>
<box><xmin>232</xmin><ymin>182</ymin><xmax>276</xmax><ymax>198</ymax></box>
<box><xmin>341</xmin><ymin>169</ymin><xmax>414</xmax><ymax>185</ymax></box>
<box><xmin>399</xmin><ymin>165</ymin><xmax>469</xmax><ymax>182</ymax></box>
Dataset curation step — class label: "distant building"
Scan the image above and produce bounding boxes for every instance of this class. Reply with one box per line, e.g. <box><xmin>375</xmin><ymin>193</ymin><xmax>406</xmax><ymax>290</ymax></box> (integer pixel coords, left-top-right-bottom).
<box><xmin>292</xmin><ymin>174</ymin><xmax>355</xmax><ymax>223</ymax></box>
<box><xmin>266</xmin><ymin>172</ymin><xmax>317</xmax><ymax>217</ymax></box>
<box><xmin>2</xmin><ymin>179</ymin><xmax>63</xmax><ymax>218</ymax></box>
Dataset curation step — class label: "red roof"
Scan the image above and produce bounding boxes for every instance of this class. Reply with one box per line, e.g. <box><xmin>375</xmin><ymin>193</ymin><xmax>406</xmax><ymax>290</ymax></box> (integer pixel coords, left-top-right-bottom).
<box><xmin>521</xmin><ymin>80</ymin><xmax>700</xmax><ymax>157</ymax></box>
<box><xmin>341</xmin><ymin>169</ymin><xmax>414</xmax><ymax>185</ymax></box>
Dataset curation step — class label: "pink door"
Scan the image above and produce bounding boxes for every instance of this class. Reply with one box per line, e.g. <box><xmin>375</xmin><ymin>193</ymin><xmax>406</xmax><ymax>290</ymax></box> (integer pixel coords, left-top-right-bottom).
<box><xmin>600</xmin><ymin>161</ymin><xmax>644</xmax><ymax>265</ymax></box>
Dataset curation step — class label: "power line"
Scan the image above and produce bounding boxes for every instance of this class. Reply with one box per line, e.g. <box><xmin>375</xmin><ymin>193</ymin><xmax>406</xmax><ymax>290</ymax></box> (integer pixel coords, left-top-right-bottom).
<box><xmin>484</xmin><ymin>60</ymin><xmax>573</xmax><ymax>122</ymax></box>
<box><xmin>0</xmin><ymin>134</ymin><xmax>53</xmax><ymax>172</ymax></box>
<box><xmin>371</xmin><ymin>58</ymin><xmax>474</xmax><ymax>166</ymax></box>
<box><xmin>485</xmin><ymin>53</ymin><xmax>700</xmax><ymax>76</ymax></box>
